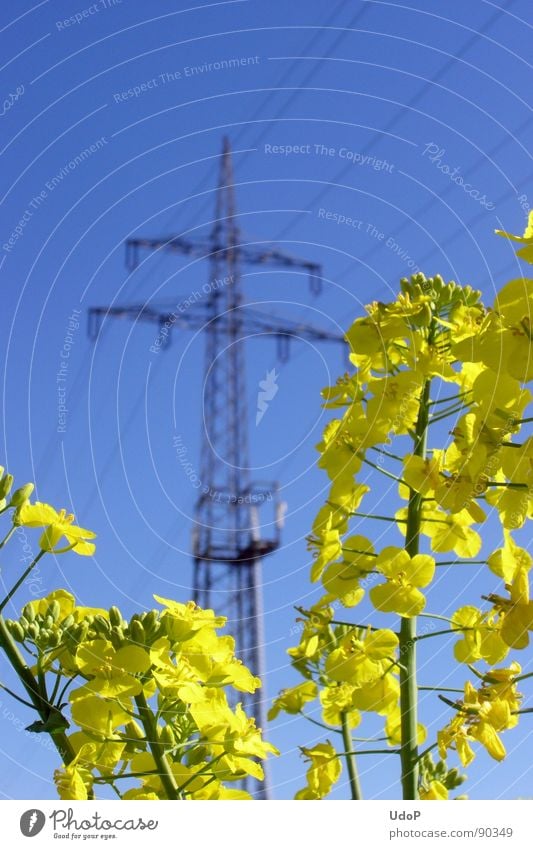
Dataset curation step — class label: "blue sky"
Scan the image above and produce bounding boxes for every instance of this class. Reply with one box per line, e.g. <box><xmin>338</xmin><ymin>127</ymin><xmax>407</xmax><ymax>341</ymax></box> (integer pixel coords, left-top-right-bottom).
<box><xmin>1</xmin><ymin>0</ymin><xmax>533</xmax><ymax>801</ymax></box>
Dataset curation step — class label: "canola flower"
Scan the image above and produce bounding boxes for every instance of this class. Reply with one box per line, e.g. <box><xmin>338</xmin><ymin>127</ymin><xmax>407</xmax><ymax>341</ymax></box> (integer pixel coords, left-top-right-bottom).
<box><xmin>0</xmin><ymin>476</ymin><xmax>277</xmax><ymax>800</ymax></box>
<box><xmin>270</xmin><ymin>215</ymin><xmax>533</xmax><ymax>800</ymax></box>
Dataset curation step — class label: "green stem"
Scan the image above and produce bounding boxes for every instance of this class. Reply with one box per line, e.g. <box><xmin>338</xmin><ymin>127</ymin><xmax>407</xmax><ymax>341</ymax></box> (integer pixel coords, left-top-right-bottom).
<box><xmin>348</xmin><ymin>512</ymin><xmax>405</xmax><ymax>523</ymax></box>
<box><xmin>419</xmin><ymin>612</ymin><xmax>454</xmax><ymax>625</ymax></box>
<box><xmin>175</xmin><ymin>755</ymin><xmax>225</xmax><ymax>796</ymax></box>
<box><xmin>0</xmin><ymin>680</ymin><xmax>37</xmax><ymax>709</ymax></box>
<box><xmin>415</xmin><ymin>628</ymin><xmax>476</xmax><ymax>642</ymax></box>
<box><xmin>416</xmin><ymin>742</ymin><xmax>439</xmax><ymax>762</ymax></box>
<box><xmin>341</xmin><ymin>712</ymin><xmax>362</xmax><ymax>800</ymax></box>
<box><xmin>93</xmin><ymin>770</ymin><xmax>159</xmax><ymax>783</ymax></box>
<box><xmin>399</xmin><ymin>367</ymin><xmax>433</xmax><ymax>801</ymax></box>
<box><xmin>418</xmin><ymin>686</ymin><xmax>463</xmax><ymax>693</ymax></box>
<box><xmin>429</xmin><ymin>404</ymin><xmax>466</xmax><ymax>423</ymax></box>
<box><xmin>428</xmin><ymin>391</ymin><xmax>469</xmax><ymax>407</ymax></box>
<box><xmin>329</xmin><ymin>619</ymin><xmax>380</xmax><ymax>631</ymax></box>
<box><xmin>360</xmin><ymin>455</ymin><xmax>408</xmax><ymax>486</ymax></box>
<box><xmin>514</xmin><ymin>671</ymin><xmax>533</xmax><ymax>683</ymax></box>
<box><xmin>337</xmin><ymin>749</ymin><xmax>400</xmax><ymax>756</ymax></box>
<box><xmin>0</xmin><ymin>526</ymin><xmax>17</xmax><ymax>550</ymax></box>
<box><xmin>0</xmin><ymin>550</ymin><xmax>46</xmax><ymax>612</ymax></box>
<box><xmin>341</xmin><ymin>547</ymin><xmax>378</xmax><ymax>557</ymax></box>
<box><xmin>299</xmin><ymin>711</ymin><xmax>343</xmax><ymax>734</ymax></box>
<box><xmin>134</xmin><ymin>691</ymin><xmax>181</xmax><ymax>800</ymax></box>
<box><xmin>369</xmin><ymin>446</ymin><xmax>404</xmax><ymax>462</ymax></box>
<box><xmin>487</xmin><ymin>482</ymin><xmax>528</xmax><ymax>488</ymax></box>
<box><xmin>0</xmin><ymin>614</ymin><xmax>76</xmax><ymax>767</ymax></box>
<box><xmin>436</xmin><ymin>560</ymin><xmax>488</xmax><ymax>566</ymax></box>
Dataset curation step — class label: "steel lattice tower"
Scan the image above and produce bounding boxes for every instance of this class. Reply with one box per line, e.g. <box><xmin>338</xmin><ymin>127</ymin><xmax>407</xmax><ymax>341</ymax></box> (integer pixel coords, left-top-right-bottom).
<box><xmin>89</xmin><ymin>137</ymin><xmax>342</xmax><ymax>798</ymax></box>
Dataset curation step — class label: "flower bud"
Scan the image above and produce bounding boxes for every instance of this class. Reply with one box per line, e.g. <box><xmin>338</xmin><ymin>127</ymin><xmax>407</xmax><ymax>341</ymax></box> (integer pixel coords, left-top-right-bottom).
<box><xmin>0</xmin><ymin>473</ymin><xmax>14</xmax><ymax>500</ymax></box>
<box><xmin>109</xmin><ymin>606</ymin><xmax>123</xmax><ymax>627</ymax></box>
<box><xmin>77</xmin><ymin>622</ymin><xmax>90</xmax><ymax>643</ymax></box>
<box><xmin>93</xmin><ymin>614</ymin><xmax>111</xmax><ymax>635</ymax></box>
<box><xmin>7</xmin><ymin>621</ymin><xmax>26</xmax><ymax>642</ymax></box>
<box><xmin>158</xmin><ymin>725</ymin><xmax>175</xmax><ymax>749</ymax></box>
<box><xmin>9</xmin><ymin>483</ymin><xmax>34</xmax><ymax>508</ymax></box>
<box><xmin>22</xmin><ymin>604</ymin><xmax>36</xmax><ymax>623</ymax></box>
<box><xmin>143</xmin><ymin>610</ymin><xmax>159</xmax><ymax>638</ymax></box>
<box><xmin>27</xmin><ymin>622</ymin><xmax>40</xmax><ymax>640</ymax></box>
<box><xmin>130</xmin><ymin>620</ymin><xmax>146</xmax><ymax>646</ymax></box>
<box><xmin>110</xmin><ymin>625</ymin><xmax>124</xmax><ymax>648</ymax></box>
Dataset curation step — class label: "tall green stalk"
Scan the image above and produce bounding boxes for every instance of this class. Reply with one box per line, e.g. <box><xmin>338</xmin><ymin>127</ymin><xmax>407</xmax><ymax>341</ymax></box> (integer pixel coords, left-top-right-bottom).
<box><xmin>399</xmin><ymin>372</ymin><xmax>431</xmax><ymax>800</ymax></box>
<box><xmin>134</xmin><ymin>691</ymin><xmax>181</xmax><ymax>800</ymax></box>
<box><xmin>341</xmin><ymin>712</ymin><xmax>362</xmax><ymax>800</ymax></box>
<box><xmin>0</xmin><ymin>613</ymin><xmax>76</xmax><ymax>766</ymax></box>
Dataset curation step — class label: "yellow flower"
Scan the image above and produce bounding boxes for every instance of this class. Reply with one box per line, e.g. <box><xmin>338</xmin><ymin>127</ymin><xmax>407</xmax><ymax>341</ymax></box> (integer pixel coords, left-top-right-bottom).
<box><xmin>488</xmin><ymin>277</ymin><xmax>533</xmax><ymax>381</ymax></box>
<box><xmin>191</xmin><ymin>692</ymin><xmax>278</xmax><ymax>782</ymax></box>
<box><xmin>69</xmin><ymin>693</ymin><xmax>132</xmax><ymax>738</ymax></box>
<box><xmin>451</xmin><ymin>606</ymin><xmax>508</xmax><ymax>665</ymax></box>
<box><xmin>483</xmin><ymin>438</ymin><xmax>533</xmax><ymax>529</ymax></box>
<box><xmin>346</xmin><ymin>310</ymin><xmax>407</xmax><ymax>356</ymax></box>
<box><xmin>350</xmin><ymin>672</ymin><xmax>400</xmax><ymax>715</ymax></box>
<box><xmin>471</xmin><ymin>368</ymin><xmax>531</xmax><ymax>425</ymax></box>
<box><xmin>268</xmin><ymin>681</ymin><xmax>318</xmax><ymax>720</ymax></box>
<box><xmin>403</xmin><ymin>453</ymin><xmax>442</xmax><ymax>496</ymax></box>
<box><xmin>295</xmin><ymin>742</ymin><xmax>342</xmax><ymax>799</ymax></box>
<box><xmin>73</xmin><ymin>639</ymin><xmax>151</xmax><ymax>698</ymax></box>
<box><xmin>16</xmin><ymin>501</ymin><xmax>96</xmax><ymax>556</ymax></box>
<box><xmin>154</xmin><ymin>595</ymin><xmax>226</xmax><ymax>642</ymax></box>
<box><xmin>54</xmin><ymin>758</ymin><xmax>93</xmax><ymax>800</ymax></box>
<box><xmin>417</xmin><ymin>507</ymin><xmax>482</xmax><ymax>558</ymax></box>
<box><xmin>148</xmin><ymin>637</ymin><xmax>206</xmax><ymax>702</ymax></box>
<box><xmin>68</xmin><ymin>732</ymin><xmax>125</xmax><ymax>773</ymax></box>
<box><xmin>385</xmin><ymin>709</ymin><xmax>426</xmax><ymax>747</ymax></box>
<box><xmin>316</xmin><ymin>418</ymin><xmax>363</xmax><ymax>480</ymax></box>
<box><xmin>487</xmin><ymin>530</ymin><xmax>532</xmax><ymax>583</ymax></box>
<box><xmin>495</xmin><ymin>211</ymin><xmax>533</xmax><ymax>264</ymax></box>
<box><xmin>438</xmin><ymin>715</ymin><xmax>475</xmax><ymax>767</ymax></box>
<box><xmin>490</xmin><ymin>566</ymin><xmax>533</xmax><ymax>649</ymax></box>
<box><xmin>420</xmin><ymin>780</ymin><xmax>448</xmax><ymax>800</ymax></box>
<box><xmin>366</xmin><ymin>372</ymin><xmax>424</xmax><ymax>437</ymax></box>
<box><xmin>478</xmin><ymin>663</ymin><xmax>522</xmax><ymax>714</ymax></box>
<box><xmin>438</xmin><ymin>681</ymin><xmax>517</xmax><ymax>766</ymax></box>
<box><xmin>370</xmin><ymin>547</ymin><xmax>435</xmax><ymax>617</ymax></box>
<box><xmin>321</xmin><ymin>535</ymin><xmax>375</xmax><ymax>606</ymax></box>
<box><xmin>325</xmin><ymin>627</ymin><xmax>398</xmax><ymax>686</ymax></box>
<box><xmin>178</xmin><ymin>628</ymin><xmax>261</xmax><ymax>694</ymax></box>
<box><xmin>287</xmin><ymin>605</ymin><xmax>334</xmax><ymax>665</ymax></box>
<box><xmin>319</xmin><ymin>683</ymin><xmax>361</xmax><ymax>728</ymax></box>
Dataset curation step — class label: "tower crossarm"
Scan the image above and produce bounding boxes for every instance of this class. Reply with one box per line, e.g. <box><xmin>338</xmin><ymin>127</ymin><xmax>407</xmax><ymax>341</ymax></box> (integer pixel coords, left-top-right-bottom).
<box><xmin>88</xmin><ymin>301</ymin><xmax>345</xmax><ymax>356</ymax></box>
<box><xmin>87</xmin><ymin>302</ymin><xmax>208</xmax><ymax>342</ymax></box>
<box><xmin>126</xmin><ymin>236</ymin><xmax>322</xmax><ymax>294</ymax></box>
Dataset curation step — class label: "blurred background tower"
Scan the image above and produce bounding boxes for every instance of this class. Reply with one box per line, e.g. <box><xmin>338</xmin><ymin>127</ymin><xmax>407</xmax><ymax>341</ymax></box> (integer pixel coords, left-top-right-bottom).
<box><xmin>89</xmin><ymin>137</ymin><xmax>342</xmax><ymax>797</ymax></box>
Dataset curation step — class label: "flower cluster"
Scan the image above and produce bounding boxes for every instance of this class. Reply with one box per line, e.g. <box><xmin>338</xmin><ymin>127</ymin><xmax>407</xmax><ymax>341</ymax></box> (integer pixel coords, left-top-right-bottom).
<box><xmin>0</xmin><ymin>479</ymin><xmax>276</xmax><ymax>800</ymax></box>
<box><xmin>271</xmin><ymin>217</ymin><xmax>533</xmax><ymax>800</ymax></box>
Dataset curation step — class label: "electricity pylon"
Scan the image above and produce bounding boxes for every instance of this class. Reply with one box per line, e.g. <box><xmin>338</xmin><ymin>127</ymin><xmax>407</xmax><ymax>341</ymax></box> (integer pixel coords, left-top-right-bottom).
<box><xmin>89</xmin><ymin>137</ymin><xmax>342</xmax><ymax>797</ymax></box>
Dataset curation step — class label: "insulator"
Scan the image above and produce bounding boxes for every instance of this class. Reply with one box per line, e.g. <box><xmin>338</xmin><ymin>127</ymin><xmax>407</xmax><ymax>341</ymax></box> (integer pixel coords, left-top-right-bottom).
<box><xmin>277</xmin><ymin>334</ymin><xmax>290</xmax><ymax>362</ymax></box>
<box><xmin>125</xmin><ymin>241</ymin><xmax>139</xmax><ymax>271</ymax></box>
<box><xmin>309</xmin><ymin>268</ymin><xmax>322</xmax><ymax>296</ymax></box>
<box><xmin>87</xmin><ymin>309</ymin><xmax>101</xmax><ymax>340</ymax></box>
